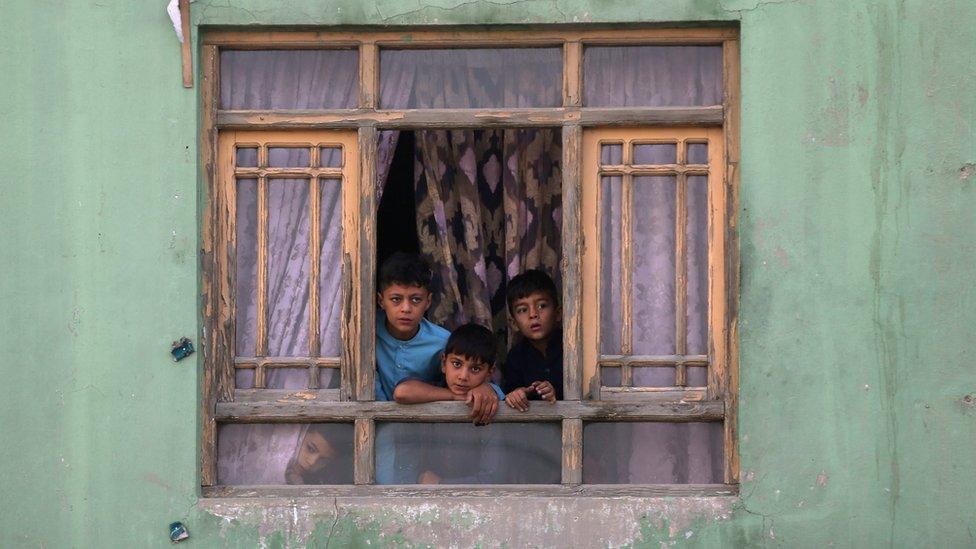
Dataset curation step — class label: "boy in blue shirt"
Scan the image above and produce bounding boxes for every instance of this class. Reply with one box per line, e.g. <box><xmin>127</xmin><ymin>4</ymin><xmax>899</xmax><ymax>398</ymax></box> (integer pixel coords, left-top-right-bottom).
<box><xmin>501</xmin><ymin>270</ymin><xmax>563</xmax><ymax>411</ymax></box>
<box><xmin>375</xmin><ymin>252</ymin><xmax>499</xmax><ymax>422</ymax></box>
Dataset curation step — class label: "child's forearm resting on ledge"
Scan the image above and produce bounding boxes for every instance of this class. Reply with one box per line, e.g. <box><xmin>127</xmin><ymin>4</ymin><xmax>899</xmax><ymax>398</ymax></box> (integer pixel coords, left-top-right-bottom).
<box><xmin>392</xmin><ymin>380</ymin><xmax>464</xmax><ymax>404</ymax></box>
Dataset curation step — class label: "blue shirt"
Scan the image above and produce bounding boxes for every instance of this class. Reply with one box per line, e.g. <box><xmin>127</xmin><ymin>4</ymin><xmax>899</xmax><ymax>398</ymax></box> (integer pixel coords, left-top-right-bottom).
<box><xmin>375</xmin><ymin>311</ymin><xmax>450</xmax><ymax>401</ymax></box>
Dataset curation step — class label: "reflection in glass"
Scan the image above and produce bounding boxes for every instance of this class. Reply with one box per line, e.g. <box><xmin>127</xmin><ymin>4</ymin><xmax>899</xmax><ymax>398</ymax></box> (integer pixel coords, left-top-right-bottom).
<box><xmin>600</xmin><ymin>143</ymin><xmax>623</xmax><ymax>165</ymax></box>
<box><xmin>632</xmin><ymin>176</ymin><xmax>676</xmax><ymax>354</ymax></box>
<box><xmin>380</xmin><ymin>48</ymin><xmax>562</xmax><ymax>108</ymax></box>
<box><xmin>319</xmin><ymin>179</ymin><xmax>342</xmax><ymax>357</ymax></box>
<box><xmin>236</xmin><ymin>147</ymin><xmax>258</xmax><ymax>167</ymax></box>
<box><xmin>267</xmin><ymin>179</ymin><xmax>311</xmax><ymax>356</ymax></box>
<box><xmin>235</xmin><ymin>179</ymin><xmax>258</xmax><ymax>357</ymax></box>
<box><xmin>218</xmin><ymin>423</ymin><xmax>354</xmax><ymax>485</ymax></box>
<box><xmin>686</xmin><ymin>176</ymin><xmax>709</xmax><ymax>355</ymax></box>
<box><xmin>375</xmin><ymin>423</ymin><xmax>561</xmax><ymax>484</ymax></box>
<box><xmin>599</xmin><ymin>176</ymin><xmax>623</xmax><ymax>354</ymax></box>
<box><xmin>633</xmin><ymin>143</ymin><xmax>677</xmax><ymax>165</ymax></box>
<box><xmin>268</xmin><ymin>147</ymin><xmax>310</xmax><ymax>168</ymax></box>
<box><xmin>583</xmin><ymin>422</ymin><xmax>723</xmax><ymax>484</ymax></box>
<box><xmin>220</xmin><ymin>50</ymin><xmax>359</xmax><ymax>110</ymax></box>
<box><xmin>319</xmin><ymin>147</ymin><xmax>342</xmax><ymax>167</ymax></box>
<box><xmin>583</xmin><ymin>46</ymin><xmax>723</xmax><ymax>107</ymax></box>
<box><xmin>687</xmin><ymin>143</ymin><xmax>708</xmax><ymax>164</ymax></box>
<box><xmin>633</xmin><ymin>366</ymin><xmax>675</xmax><ymax>387</ymax></box>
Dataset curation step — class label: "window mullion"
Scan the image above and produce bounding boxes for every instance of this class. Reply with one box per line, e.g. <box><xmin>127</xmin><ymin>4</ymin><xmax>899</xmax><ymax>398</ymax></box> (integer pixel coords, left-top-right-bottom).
<box><xmin>354</xmin><ymin>126</ymin><xmax>378</xmax><ymax>401</ymax></box>
<box><xmin>561</xmin><ymin>123</ymin><xmax>583</xmax><ymax>401</ymax></box>
<box><xmin>561</xmin><ymin>418</ymin><xmax>583</xmax><ymax>485</ymax></box>
<box><xmin>354</xmin><ymin>418</ymin><xmax>375</xmax><ymax>485</ymax></box>
<box><xmin>255</xmin><ymin>161</ymin><xmax>269</xmax><ymax>388</ymax></box>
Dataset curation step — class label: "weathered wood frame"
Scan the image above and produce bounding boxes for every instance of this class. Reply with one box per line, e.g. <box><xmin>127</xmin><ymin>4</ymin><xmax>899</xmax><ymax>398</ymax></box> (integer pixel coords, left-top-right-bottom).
<box><xmin>201</xmin><ymin>27</ymin><xmax>740</xmax><ymax>492</ymax></box>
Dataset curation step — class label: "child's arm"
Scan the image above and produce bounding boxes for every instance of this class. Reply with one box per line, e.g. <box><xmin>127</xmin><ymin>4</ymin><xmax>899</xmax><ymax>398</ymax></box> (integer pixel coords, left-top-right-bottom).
<box><xmin>504</xmin><ymin>387</ymin><xmax>531</xmax><ymax>412</ymax></box>
<box><xmin>466</xmin><ymin>383</ymin><xmax>500</xmax><ymax>425</ymax></box>
<box><xmin>393</xmin><ymin>379</ymin><xmax>465</xmax><ymax>404</ymax></box>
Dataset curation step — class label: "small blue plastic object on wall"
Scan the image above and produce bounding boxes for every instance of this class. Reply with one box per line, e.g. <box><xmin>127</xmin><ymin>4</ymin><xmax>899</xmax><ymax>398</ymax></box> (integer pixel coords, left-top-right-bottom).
<box><xmin>170</xmin><ymin>338</ymin><xmax>194</xmax><ymax>362</ymax></box>
<box><xmin>169</xmin><ymin>522</ymin><xmax>189</xmax><ymax>543</ymax></box>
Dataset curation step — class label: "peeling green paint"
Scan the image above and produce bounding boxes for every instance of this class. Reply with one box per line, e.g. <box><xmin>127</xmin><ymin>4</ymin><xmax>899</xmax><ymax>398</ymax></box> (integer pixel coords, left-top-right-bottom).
<box><xmin>2</xmin><ymin>0</ymin><xmax>975</xmax><ymax>547</ymax></box>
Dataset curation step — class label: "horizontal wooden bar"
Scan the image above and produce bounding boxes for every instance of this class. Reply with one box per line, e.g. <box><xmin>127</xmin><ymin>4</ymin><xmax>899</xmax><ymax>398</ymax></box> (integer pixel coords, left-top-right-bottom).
<box><xmin>215</xmin><ymin>397</ymin><xmax>723</xmax><ymax>422</ymax></box>
<box><xmin>217</xmin><ymin>106</ymin><xmax>723</xmax><ymax>130</ymax></box>
<box><xmin>600</xmin><ymin>388</ymin><xmax>708</xmax><ymax>402</ymax></box>
<box><xmin>233</xmin><ymin>167</ymin><xmax>344</xmax><ymax>178</ymax></box>
<box><xmin>201</xmin><ymin>483</ymin><xmax>739</xmax><ymax>499</ymax></box>
<box><xmin>234</xmin><ymin>357</ymin><xmax>341</xmax><ymax>368</ymax></box>
<box><xmin>580</xmin><ymin>106</ymin><xmax>723</xmax><ymax>126</ymax></box>
<box><xmin>204</xmin><ymin>28</ymin><xmax>739</xmax><ymax>47</ymax></box>
<box><xmin>597</xmin><ymin>165</ymin><xmax>711</xmax><ymax>176</ymax></box>
<box><xmin>232</xmin><ymin>389</ymin><xmax>341</xmax><ymax>402</ymax></box>
<box><xmin>600</xmin><ymin>354</ymin><xmax>708</xmax><ymax>366</ymax></box>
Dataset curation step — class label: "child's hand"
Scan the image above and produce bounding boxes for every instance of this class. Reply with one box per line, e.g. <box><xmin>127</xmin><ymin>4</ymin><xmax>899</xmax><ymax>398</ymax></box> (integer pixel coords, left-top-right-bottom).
<box><xmin>530</xmin><ymin>381</ymin><xmax>557</xmax><ymax>403</ymax></box>
<box><xmin>505</xmin><ymin>388</ymin><xmax>530</xmax><ymax>412</ymax></box>
<box><xmin>418</xmin><ymin>470</ymin><xmax>441</xmax><ymax>484</ymax></box>
<box><xmin>465</xmin><ymin>383</ymin><xmax>500</xmax><ymax>425</ymax></box>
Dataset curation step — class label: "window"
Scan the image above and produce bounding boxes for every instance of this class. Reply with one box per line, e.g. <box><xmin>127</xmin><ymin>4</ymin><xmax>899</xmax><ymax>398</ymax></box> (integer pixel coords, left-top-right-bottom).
<box><xmin>201</xmin><ymin>28</ymin><xmax>739</xmax><ymax>496</ymax></box>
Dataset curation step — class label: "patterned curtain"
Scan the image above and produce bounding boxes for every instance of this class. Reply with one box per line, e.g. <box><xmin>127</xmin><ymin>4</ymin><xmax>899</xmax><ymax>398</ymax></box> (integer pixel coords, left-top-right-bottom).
<box><xmin>413</xmin><ymin>129</ymin><xmax>562</xmax><ymax>342</ymax></box>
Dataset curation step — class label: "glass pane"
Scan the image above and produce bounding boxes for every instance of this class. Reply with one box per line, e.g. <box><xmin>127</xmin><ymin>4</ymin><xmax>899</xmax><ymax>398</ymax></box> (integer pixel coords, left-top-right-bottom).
<box><xmin>686</xmin><ymin>176</ymin><xmax>709</xmax><ymax>355</ymax></box>
<box><xmin>319</xmin><ymin>179</ymin><xmax>342</xmax><ymax>357</ymax></box>
<box><xmin>599</xmin><ymin>176</ymin><xmax>623</xmax><ymax>354</ymax></box>
<box><xmin>319</xmin><ymin>368</ymin><xmax>340</xmax><ymax>389</ymax></box>
<box><xmin>268</xmin><ymin>147</ymin><xmax>311</xmax><ymax>168</ymax></box>
<box><xmin>633</xmin><ymin>366</ymin><xmax>675</xmax><ymax>387</ymax></box>
<box><xmin>236</xmin><ymin>147</ymin><xmax>258</xmax><ymax>167</ymax></box>
<box><xmin>583</xmin><ymin>46</ymin><xmax>723</xmax><ymax>107</ymax></box>
<box><xmin>375</xmin><ymin>423</ymin><xmax>561</xmax><ymax>484</ymax></box>
<box><xmin>633</xmin><ymin>143</ymin><xmax>677</xmax><ymax>165</ymax></box>
<box><xmin>380</xmin><ymin>48</ymin><xmax>562</xmax><ymax>108</ymax></box>
<box><xmin>265</xmin><ymin>367</ymin><xmax>311</xmax><ymax>390</ymax></box>
<box><xmin>217</xmin><ymin>423</ymin><xmax>354</xmax><ymax>485</ymax></box>
<box><xmin>601</xmin><ymin>366</ymin><xmax>622</xmax><ymax>387</ymax></box>
<box><xmin>220</xmin><ymin>50</ymin><xmax>359</xmax><ymax>110</ymax></box>
<box><xmin>319</xmin><ymin>147</ymin><xmax>342</xmax><ymax>168</ymax></box>
<box><xmin>235</xmin><ymin>179</ymin><xmax>258</xmax><ymax>357</ymax></box>
<box><xmin>267</xmin><ymin>179</ymin><xmax>311</xmax><ymax>356</ymax></box>
<box><xmin>687</xmin><ymin>366</ymin><xmax>708</xmax><ymax>387</ymax></box>
<box><xmin>583</xmin><ymin>422</ymin><xmax>723</xmax><ymax>484</ymax></box>
<box><xmin>632</xmin><ymin>176</ymin><xmax>676</xmax><ymax>354</ymax></box>
<box><xmin>600</xmin><ymin>143</ymin><xmax>623</xmax><ymax>165</ymax></box>
<box><xmin>235</xmin><ymin>368</ymin><xmax>255</xmax><ymax>389</ymax></box>
<box><xmin>687</xmin><ymin>143</ymin><xmax>708</xmax><ymax>164</ymax></box>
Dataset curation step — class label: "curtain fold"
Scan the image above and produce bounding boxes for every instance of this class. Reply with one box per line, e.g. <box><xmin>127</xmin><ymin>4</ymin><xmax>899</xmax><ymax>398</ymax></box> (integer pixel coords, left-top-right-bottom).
<box><xmin>413</xmin><ymin>129</ymin><xmax>562</xmax><ymax>342</ymax></box>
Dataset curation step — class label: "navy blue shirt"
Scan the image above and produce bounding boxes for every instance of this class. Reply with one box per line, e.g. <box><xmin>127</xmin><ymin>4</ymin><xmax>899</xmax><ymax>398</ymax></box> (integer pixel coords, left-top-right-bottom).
<box><xmin>501</xmin><ymin>333</ymin><xmax>564</xmax><ymax>400</ymax></box>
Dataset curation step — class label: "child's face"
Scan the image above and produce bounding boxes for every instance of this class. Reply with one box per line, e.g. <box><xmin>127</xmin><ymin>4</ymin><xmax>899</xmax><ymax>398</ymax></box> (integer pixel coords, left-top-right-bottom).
<box><xmin>510</xmin><ymin>291</ymin><xmax>561</xmax><ymax>345</ymax></box>
<box><xmin>377</xmin><ymin>283</ymin><xmax>432</xmax><ymax>339</ymax></box>
<box><xmin>295</xmin><ymin>430</ymin><xmax>335</xmax><ymax>474</ymax></box>
<box><xmin>441</xmin><ymin>352</ymin><xmax>493</xmax><ymax>396</ymax></box>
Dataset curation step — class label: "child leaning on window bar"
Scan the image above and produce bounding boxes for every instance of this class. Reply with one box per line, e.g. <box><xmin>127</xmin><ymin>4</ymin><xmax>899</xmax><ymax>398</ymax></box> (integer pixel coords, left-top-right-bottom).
<box><xmin>374</xmin><ymin>252</ymin><xmax>500</xmax><ymax>424</ymax></box>
<box><xmin>393</xmin><ymin>323</ymin><xmax>507</xmax><ymax>484</ymax></box>
<box><xmin>502</xmin><ymin>269</ymin><xmax>563</xmax><ymax>411</ymax></box>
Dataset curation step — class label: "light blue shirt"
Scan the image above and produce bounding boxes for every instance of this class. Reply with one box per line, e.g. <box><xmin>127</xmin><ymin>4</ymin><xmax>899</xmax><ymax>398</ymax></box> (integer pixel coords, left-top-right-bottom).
<box><xmin>375</xmin><ymin>311</ymin><xmax>450</xmax><ymax>401</ymax></box>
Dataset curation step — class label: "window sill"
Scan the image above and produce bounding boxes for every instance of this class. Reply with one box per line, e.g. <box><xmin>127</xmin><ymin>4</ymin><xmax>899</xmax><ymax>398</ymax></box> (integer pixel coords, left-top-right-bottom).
<box><xmin>201</xmin><ymin>484</ymin><xmax>738</xmax><ymax>499</ymax></box>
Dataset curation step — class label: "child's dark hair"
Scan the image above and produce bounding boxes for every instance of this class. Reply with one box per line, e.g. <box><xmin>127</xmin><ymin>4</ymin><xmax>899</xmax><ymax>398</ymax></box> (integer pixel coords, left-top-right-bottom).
<box><xmin>444</xmin><ymin>323</ymin><xmax>496</xmax><ymax>366</ymax></box>
<box><xmin>506</xmin><ymin>269</ymin><xmax>560</xmax><ymax>314</ymax></box>
<box><xmin>378</xmin><ymin>252</ymin><xmax>433</xmax><ymax>292</ymax></box>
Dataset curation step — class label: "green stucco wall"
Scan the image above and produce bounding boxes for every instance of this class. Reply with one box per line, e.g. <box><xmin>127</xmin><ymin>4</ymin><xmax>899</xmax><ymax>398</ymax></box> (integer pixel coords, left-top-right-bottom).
<box><xmin>2</xmin><ymin>0</ymin><xmax>974</xmax><ymax>546</ymax></box>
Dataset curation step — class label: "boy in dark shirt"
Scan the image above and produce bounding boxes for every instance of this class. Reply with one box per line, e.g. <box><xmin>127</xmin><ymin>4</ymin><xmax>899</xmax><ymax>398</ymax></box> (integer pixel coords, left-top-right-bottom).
<box><xmin>501</xmin><ymin>270</ymin><xmax>563</xmax><ymax>411</ymax></box>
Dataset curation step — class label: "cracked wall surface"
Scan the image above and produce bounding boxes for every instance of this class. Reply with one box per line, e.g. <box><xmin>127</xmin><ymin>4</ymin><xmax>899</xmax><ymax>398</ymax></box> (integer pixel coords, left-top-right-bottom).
<box><xmin>2</xmin><ymin>0</ymin><xmax>975</xmax><ymax>547</ymax></box>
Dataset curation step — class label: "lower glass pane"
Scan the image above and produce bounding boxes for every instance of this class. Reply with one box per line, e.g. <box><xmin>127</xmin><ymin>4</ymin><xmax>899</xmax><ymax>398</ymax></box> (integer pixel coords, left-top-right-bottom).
<box><xmin>264</xmin><ymin>367</ymin><xmax>311</xmax><ymax>389</ymax></box>
<box><xmin>217</xmin><ymin>423</ymin><xmax>354</xmax><ymax>485</ymax></box>
<box><xmin>375</xmin><ymin>423</ymin><xmax>561</xmax><ymax>485</ymax></box>
<box><xmin>583</xmin><ymin>422</ymin><xmax>723</xmax><ymax>484</ymax></box>
<box><xmin>632</xmin><ymin>366</ymin><xmax>675</xmax><ymax>387</ymax></box>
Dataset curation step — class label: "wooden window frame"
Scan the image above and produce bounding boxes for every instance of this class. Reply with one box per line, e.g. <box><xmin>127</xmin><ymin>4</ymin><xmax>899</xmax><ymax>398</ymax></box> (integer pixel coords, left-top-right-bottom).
<box><xmin>200</xmin><ymin>26</ymin><xmax>740</xmax><ymax>497</ymax></box>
